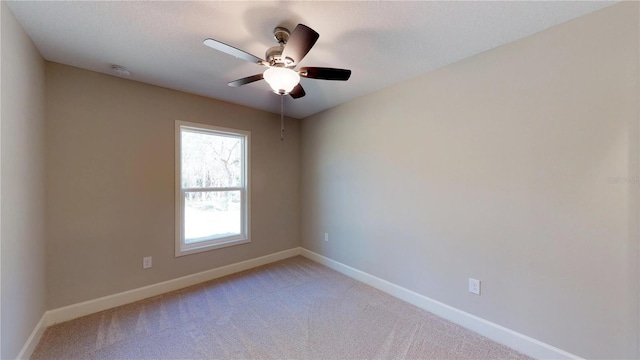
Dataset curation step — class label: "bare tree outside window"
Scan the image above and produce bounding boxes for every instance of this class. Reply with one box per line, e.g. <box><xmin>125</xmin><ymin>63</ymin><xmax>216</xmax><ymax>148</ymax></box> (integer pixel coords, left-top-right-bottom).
<box><xmin>181</xmin><ymin>130</ymin><xmax>244</xmax><ymax>243</ymax></box>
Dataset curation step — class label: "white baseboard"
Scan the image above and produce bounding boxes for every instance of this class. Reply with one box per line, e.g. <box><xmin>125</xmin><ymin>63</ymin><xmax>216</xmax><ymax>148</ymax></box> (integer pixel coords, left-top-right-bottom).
<box><xmin>20</xmin><ymin>247</ymin><xmax>579</xmax><ymax>360</ymax></box>
<box><xmin>16</xmin><ymin>247</ymin><xmax>301</xmax><ymax>359</ymax></box>
<box><xmin>15</xmin><ymin>313</ymin><xmax>47</xmax><ymax>360</ymax></box>
<box><xmin>46</xmin><ymin>247</ymin><xmax>301</xmax><ymax>326</ymax></box>
<box><xmin>300</xmin><ymin>248</ymin><xmax>582</xmax><ymax>360</ymax></box>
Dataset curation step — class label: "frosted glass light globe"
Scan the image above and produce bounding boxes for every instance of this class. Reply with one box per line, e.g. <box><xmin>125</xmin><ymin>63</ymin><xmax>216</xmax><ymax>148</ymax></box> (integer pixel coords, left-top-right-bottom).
<box><xmin>263</xmin><ymin>67</ymin><xmax>300</xmax><ymax>94</ymax></box>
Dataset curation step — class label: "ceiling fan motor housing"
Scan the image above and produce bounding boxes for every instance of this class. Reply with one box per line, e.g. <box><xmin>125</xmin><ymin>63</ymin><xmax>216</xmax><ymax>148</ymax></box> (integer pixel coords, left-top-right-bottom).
<box><xmin>266</xmin><ymin>46</ymin><xmax>285</xmax><ymax>66</ymax></box>
<box><xmin>266</xmin><ymin>27</ymin><xmax>294</xmax><ymax>67</ymax></box>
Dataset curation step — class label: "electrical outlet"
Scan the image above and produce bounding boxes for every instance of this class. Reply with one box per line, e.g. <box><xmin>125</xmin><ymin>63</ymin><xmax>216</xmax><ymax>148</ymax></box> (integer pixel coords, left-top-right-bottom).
<box><xmin>143</xmin><ymin>256</ymin><xmax>152</xmax><ymax>269</ymax></box>
<box><xmin>324</xmin><ymin>232</ymin><xmax>329</xmax><ymax>242</ymax></box>
<box><xmin>469</xmin><ymin>278</ymin><xmax>481</xmax><ymax>295</ymax></box>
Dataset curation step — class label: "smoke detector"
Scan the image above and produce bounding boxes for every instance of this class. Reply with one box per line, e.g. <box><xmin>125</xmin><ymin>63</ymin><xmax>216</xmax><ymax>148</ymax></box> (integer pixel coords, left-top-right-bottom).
<box><xmin>111</xmin><ymin>65</ymin><xmax>131</xmax><ymax>77</ymax></box>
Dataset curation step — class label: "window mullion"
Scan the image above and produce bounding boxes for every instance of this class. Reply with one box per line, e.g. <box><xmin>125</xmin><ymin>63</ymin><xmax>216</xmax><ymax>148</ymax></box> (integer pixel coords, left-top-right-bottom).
<box><xmin>183</xmin><ymin>187</ymin><xmax>243</xmax><ymax>192</ymax></box>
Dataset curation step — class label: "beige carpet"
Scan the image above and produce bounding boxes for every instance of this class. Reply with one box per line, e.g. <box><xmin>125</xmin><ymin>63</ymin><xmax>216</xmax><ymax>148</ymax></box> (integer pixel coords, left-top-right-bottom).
<box><xmin>33</xmin><ymin>256</ymin><xmax>531</xmax><ymax>359</ymax></box>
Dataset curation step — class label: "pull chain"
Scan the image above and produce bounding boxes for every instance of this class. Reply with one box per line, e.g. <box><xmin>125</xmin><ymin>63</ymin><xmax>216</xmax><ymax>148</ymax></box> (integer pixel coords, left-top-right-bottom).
<box><xmin>280</xmin><ymin>94</ymin><xmax>285</xmax><ymax>141</ymax></box>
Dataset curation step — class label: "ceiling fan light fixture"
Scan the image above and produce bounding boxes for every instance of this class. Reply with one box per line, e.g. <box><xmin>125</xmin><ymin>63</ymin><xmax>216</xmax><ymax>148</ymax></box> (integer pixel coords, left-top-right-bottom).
<box><xmin>263</xmin><ymin>67</ymin><xmax>300</xmax><ymax>94</ymax></box>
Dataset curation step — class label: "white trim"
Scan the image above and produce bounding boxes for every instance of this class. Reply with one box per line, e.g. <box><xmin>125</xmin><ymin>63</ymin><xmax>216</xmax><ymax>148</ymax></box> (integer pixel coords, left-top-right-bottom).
<box><xmin>300</xmin><ymin>248</ymin><xmax>582</xmax><ymax>360</ymax></box>
<box><xmin>183</xmin><ymin>187</ymin><xmax>244</xmax><ymax>192</ymax></box>
<box><xmin>174</xmin><ymin>120</ymin><xmax>252</xmax><ymax>257</ymax></box>
<box><xmin>46</xmin><ymin>247</ymin><xmax>300</xmax><ymax>326</ymax></box>
<box><xmin>175</xmin><ymin>120</ymin><xmax>181</xmax><ymax>256</ymax></box>
<box><xmin>15</xmin><ymin>313</ymin><xmax>47</xmax><ymax>360</ymax></box>
<box><xmin>22</xmin><ymin>246</ymin><xmax>580</xmax><ymax>359</ymax></box>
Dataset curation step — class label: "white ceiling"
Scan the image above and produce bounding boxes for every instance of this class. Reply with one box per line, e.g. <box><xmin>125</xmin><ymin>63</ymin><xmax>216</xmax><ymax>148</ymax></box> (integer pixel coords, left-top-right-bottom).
<box><xmin>6</xmin><ymin>1</ymin><xmax>614</xmax><ymax>119</ymax></box>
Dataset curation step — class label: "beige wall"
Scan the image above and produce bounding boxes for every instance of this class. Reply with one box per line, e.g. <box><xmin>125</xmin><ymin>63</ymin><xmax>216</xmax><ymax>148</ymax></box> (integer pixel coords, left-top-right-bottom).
<box><xmin>45</xmin><ymin>63</ymin><xmax>300</xmax><ymax>309</ymax></box>
<box><xmin>301</xmin><ymin>3</ymin><xmax>639</xmax><ymax>358</ymax></box>
<box><xmin>3</xmin><ymin>2</ymin><xmax>637</xmax><ymax>358</ymax></box>
<box><xmin>1</xmin><ymin>2</ymin><xmax>47</xmax><ymax>359</ymax></box>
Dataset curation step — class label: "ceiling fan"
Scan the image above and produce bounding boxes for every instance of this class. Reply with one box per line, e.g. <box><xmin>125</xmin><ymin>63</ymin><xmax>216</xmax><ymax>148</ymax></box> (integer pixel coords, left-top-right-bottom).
<box><xmin>203</xmin><ymin>24</ymin><xmax>351</xmax><ymax>99</ymax></box>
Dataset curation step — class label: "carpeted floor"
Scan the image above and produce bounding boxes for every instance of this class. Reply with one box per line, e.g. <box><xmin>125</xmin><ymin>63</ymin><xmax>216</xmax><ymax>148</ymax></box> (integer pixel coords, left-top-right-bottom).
<box><xmin>33</xmin><ymin>256</ymin><xmax>531</xmax><ymax>359</ymax></box>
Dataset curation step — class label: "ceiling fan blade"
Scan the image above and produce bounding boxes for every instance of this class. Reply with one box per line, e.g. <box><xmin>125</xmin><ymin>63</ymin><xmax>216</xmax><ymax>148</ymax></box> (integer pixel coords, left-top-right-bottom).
<box><xmin>203</xmin><ymin>38</ymin><xmax>266</xmax><ymax>65</ymax></box>
<box><xmin>281</xmin><ymin>24</ymin><xmax>319</xmax><ymax>65</ymax></box>
<box><xmin>228</xmin><ymin>74</ymin><xmax>264</xmax><ymax>87</ymax></box>
<box><xmin>289</xmin><ymin>83</ymin><xmax>306</xmax><ymax>99</ymax></box>
<box><xmin>300</xmin><ymin>67</ymin><xmax>351</xmax><ymax>81</ymax></box>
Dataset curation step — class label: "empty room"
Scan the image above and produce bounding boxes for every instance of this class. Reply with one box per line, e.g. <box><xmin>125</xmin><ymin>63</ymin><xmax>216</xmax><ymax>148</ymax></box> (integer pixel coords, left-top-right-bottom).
<box><xmin>1</xmin><ymin>1</ymin><xmax>639</xmax><ymax>359</ymax></box>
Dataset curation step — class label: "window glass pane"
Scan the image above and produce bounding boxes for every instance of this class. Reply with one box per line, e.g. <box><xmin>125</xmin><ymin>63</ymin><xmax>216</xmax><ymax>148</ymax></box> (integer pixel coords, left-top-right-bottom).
<box><xmin>181</xmin><ymin>130</ymin><xmax>242</xmax><ymax>189</ymax></box>
<box><xmin>184</xmin><ymin>190</ymin><xmax>241</xmax><ymax>243</ymax></box>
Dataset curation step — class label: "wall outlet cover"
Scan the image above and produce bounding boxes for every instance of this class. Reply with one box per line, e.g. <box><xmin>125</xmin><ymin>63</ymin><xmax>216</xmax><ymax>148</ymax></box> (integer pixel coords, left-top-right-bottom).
<box><xmin>469</xmin><ymin>278</ymin><xmax>481</xmax><ymax>295</ymax></box>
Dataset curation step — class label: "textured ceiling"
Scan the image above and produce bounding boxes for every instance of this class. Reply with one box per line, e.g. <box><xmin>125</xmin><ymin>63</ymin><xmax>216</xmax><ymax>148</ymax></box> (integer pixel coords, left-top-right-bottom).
<box><xmin>6</xmin><ymin>1</ymin><xmax>614</xmax><ymax>119</ymax></box>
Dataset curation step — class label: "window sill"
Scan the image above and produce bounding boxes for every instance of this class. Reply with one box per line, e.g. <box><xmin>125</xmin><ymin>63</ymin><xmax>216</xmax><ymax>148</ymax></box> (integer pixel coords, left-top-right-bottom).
<box><xmin>175</xmin><ymin>237</ymin><xmax>250</xmax><ymax>257</ymax></box>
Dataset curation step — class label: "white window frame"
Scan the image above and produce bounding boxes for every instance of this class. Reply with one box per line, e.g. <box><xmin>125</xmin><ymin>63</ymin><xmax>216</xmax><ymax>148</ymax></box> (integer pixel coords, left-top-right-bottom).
<box><xmin>175</xmin><ymin>120</ymin><xmax>251</xmax><ymax>257</ymax></box>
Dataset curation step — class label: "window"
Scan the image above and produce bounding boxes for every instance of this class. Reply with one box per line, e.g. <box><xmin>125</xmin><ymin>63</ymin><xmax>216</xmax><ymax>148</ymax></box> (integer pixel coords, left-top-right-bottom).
<box><xmin>175</xmin><ymin>121</ymin><xmax>250</xmax><ymax>256</ymax></box>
